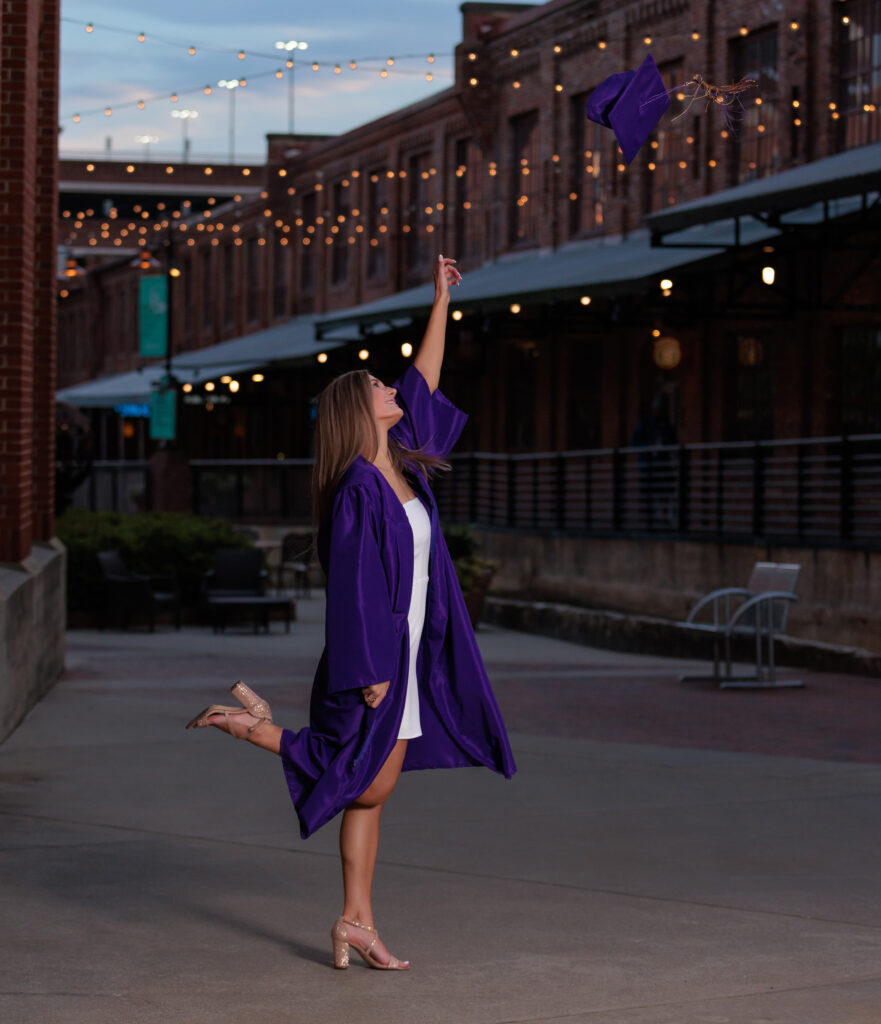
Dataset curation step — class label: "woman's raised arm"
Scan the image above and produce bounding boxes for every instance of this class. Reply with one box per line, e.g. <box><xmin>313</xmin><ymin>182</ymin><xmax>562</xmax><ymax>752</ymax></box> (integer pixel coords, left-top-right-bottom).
<box><xmin>412</xmin><ymin>254</ymin><xmax>461</xmax><ymax>394</ymax></box>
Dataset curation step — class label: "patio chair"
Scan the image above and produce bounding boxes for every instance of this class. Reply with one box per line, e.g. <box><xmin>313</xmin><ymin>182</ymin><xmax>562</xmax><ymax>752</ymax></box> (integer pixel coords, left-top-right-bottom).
<box><xmin>202</xmin><ymin>548</ymin><xmax>294</xmax><ymax>634</ymax></box>
<box><xmin>202</xmin><ymin>548</ymin><xmax>267</xmax><ymax>598</ymax></box>
<box><xmin>97</xmin><ymin>549</ymin><xmax>181</xmax><ymax>631</ymax></box>
<box><xmin>277</xmin><ymin>534</ymin><xmax>314</xmax><ymax>596</ymax></box>
<box><xmin>678</xmin><ymin>561</ymin><xmax>802</xmax><ymax>688</ymax></box>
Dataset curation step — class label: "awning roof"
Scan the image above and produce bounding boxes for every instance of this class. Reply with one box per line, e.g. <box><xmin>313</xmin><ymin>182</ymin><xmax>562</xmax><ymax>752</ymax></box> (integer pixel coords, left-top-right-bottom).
<box><xmin>645</xmin><ymin>140</ymin><xmax>881</xmax><ymax>236</ymax></box>
<box><xmin>56</xmin><ymin>314</ymin><xmax>337</xmax><ymax>408</ymax></box>
<box><xmin>316</xmin><ymin>217</ymin><xmax>778</xmax><ymax>332</ymax></box>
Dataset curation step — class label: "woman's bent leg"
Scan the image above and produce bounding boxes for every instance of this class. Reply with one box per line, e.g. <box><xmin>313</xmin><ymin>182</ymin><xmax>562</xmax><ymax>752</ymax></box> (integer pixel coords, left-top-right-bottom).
<box><xmin>338</xmin><ymin>739</ymin><xmax>408</xmax><ymax>965</ymax></box>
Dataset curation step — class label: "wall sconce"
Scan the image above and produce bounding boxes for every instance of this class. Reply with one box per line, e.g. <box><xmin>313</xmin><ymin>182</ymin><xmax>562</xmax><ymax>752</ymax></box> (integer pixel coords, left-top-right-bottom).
<box><xmin>761</xmin><ymin>266</ymin><xmax>775</xmax><ymax>285</ymax></box>
<box><xmin>653</xmin><ymin>336</ymin><xmax>682</xmax><ymax>369</ymax></box>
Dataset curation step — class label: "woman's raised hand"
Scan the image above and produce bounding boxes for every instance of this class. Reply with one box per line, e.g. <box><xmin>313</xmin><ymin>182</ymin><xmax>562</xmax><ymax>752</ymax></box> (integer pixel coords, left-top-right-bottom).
<box><xmin>433</xmin><ymin>254</ymin><xmax>462</xmax><ymax>303</ymax></box>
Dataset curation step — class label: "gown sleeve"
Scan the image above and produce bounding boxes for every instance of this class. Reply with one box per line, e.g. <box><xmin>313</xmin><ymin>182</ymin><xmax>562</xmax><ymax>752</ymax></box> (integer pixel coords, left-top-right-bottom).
<box><xmin>390</xmin><ymin>363</ymin><xmax>468</xmax><ymax>458</ymax></box>
<box><xmin>324</xmin><ymin>484</ymin><xmax>396</xmax><ymax>695</ymax></box>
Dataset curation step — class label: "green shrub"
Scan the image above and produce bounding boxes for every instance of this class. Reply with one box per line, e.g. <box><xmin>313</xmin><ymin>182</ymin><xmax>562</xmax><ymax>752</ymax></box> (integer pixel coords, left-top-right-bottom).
<box><xmin>57</xmin><ymin>509</ymin><xmax>252</xmax><ymax>612</ymax></box>
<box><xmin>441</xmin><ymin>522</ymin><xmax>497</xmax><ymax>593</ymax></box>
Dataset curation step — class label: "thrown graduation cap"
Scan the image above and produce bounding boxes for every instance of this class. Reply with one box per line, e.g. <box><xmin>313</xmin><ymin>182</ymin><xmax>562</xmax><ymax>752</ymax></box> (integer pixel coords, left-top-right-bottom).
<box><xmin>585</xmin><ymin>54</ymin><xmax>671</xmax><ymax>164</ymax></box>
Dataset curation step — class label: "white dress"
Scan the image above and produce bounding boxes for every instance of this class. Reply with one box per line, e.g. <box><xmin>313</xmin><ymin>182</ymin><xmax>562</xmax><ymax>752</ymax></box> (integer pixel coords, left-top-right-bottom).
<box><xmin>398</xmin><ymin>497</ymin><xmax>431</xmax><ymax>740</ymax></box>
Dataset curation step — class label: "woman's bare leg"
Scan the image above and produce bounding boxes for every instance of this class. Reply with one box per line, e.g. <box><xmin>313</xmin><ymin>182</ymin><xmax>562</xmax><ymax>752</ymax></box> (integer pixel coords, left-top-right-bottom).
<box><xmin>338</xmin><ymin>738</ymin><xmax>408</xmax><ymax>964</ymax></box>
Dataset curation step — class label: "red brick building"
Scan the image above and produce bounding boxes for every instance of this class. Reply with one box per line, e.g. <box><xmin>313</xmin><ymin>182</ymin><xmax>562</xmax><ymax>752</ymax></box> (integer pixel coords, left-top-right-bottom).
<box><xmin>59</xmin><ymin>0</ymin><xmax>881</xmax><ymax>454</ymax></box>
<box><xmin>1</xmin><ymin>0</ymin><xmax>65</xmax><ymax>740</ymax></box>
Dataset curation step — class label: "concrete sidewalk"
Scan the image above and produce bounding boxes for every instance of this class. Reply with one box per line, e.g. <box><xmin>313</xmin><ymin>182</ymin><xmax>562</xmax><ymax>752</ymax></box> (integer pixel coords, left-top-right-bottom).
<box><xmin>1</xmin><ymin>597</ymin><xmax>880</xmax><ymax>1024</ymax></box>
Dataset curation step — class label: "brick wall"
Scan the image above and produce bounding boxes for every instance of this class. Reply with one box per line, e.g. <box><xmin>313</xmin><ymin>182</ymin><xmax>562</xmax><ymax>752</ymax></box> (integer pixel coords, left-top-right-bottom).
<box><xmin>32</xmin><ymin>0</ymin><xmax>60</xmax><ymax>543</ymax></box>
<box><xmin>0</xmin><ymin>0</ymin><xmax>59</xmax><ymax>560</ymax></box>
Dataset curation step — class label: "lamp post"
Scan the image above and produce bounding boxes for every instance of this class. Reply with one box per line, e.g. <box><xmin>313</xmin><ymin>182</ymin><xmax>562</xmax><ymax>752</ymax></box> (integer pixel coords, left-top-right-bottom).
<box><xmin>274</xmin><ymin>39</ymin><xmax>308</xmax><ymax>134</ymax></box>
<box><xmin>135</xmin><ymin>134</ymin><xmax>158</xmax><ymax>161</ymax></box>
<box><xmin>218</xmin><ymin>79</ymin><xmax>241</xmax><ymax>161</ymax></box>
<box><xmin>170</xmin><ymin>109</ymin><xmax>198</xmax><ymax>162</ymax></box>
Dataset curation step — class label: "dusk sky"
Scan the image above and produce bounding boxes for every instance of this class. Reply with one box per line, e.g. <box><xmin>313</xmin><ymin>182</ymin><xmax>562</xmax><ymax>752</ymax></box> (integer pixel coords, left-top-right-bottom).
<box><xmin>60</xmin><ymin>0</ymin><xmax>469</xmax><ymax>163</ymax></box>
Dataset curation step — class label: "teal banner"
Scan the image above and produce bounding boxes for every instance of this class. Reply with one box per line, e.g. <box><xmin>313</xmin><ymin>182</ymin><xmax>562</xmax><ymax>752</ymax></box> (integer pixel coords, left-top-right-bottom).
<box><xmin>149</xmin><ymin>382</ymin><xmax>177</xmax><ymax>441</ymax></box>
<box><xmin>139</xmin><ymin>276</ymin><xmax>168</xmax><ymax>357</ymax></box>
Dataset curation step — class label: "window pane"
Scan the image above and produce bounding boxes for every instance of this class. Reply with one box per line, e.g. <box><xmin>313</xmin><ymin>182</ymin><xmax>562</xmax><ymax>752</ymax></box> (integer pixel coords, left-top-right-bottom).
<box><xmin>509</xmin><ymin>110</ymin><xmax>539</xmax><ymax>246</ymax></box>
<box><xmin>840</xmin><ymin>327</ymin><xmax>881</xmax><ymax>432</ymax></box>
<box><xmin>731</xmin><ymin>27</ymin><xmax>781</xmax><ymax>183</ymax></box>
<box><xmin>838</xmin><ymin>0</ymin><xmax>881</xmax><ymax>149</ymax></box>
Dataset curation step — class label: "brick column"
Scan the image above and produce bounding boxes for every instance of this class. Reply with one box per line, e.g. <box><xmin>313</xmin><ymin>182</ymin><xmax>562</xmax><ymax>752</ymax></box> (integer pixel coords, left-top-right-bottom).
<box><xmin>32</xmin><ymin>0</ymin><xmax>60</xmax><ymax>542</ymax></box>
<box><xmin>0</xmin><ymin>2</ymin><xmax>41</xmax><ymax>561</ymax></box>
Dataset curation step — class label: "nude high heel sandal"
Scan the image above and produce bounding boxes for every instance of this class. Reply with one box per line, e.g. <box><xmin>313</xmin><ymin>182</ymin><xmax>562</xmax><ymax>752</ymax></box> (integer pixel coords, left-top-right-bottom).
<box><xmin>230</xmin><ymin>680</ymin><xmax>272</xmax><ymax>721</ymax></box>
<box><xmin>331</xmin><ymin>917</ymin><xmax>409</xmax><ymax>970</ymax></box>
<box><xmin>185</xmin><ymin>681</ymin><xmax>273</xmax><ymax>735</ymax></box>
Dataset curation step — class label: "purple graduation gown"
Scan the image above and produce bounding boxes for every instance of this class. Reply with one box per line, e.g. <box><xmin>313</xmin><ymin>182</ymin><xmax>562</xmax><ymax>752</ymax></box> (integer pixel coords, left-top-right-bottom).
<box><xmin>279</xmin><ymin>364</ymin><xmax>516</xmax><ymax>838</ymax></box>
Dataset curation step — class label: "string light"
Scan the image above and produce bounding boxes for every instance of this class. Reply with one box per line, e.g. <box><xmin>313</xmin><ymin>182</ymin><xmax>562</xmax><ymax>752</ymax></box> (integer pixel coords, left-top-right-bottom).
<box><xmin>63</xmin><ymin>33</ymin><xmax>451</xmax><ymax>125</ymax></box>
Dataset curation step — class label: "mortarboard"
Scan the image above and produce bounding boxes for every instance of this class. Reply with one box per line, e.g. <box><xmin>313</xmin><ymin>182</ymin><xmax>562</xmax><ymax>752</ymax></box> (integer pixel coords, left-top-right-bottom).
<box><xmin>584</xmin><ymin>54</ymin><xmax>671</xmax><ymax>164</ymax></box>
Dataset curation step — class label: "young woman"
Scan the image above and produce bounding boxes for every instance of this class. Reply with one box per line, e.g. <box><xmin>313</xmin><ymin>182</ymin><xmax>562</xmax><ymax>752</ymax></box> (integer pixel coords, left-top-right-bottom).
<box><xmin>187</xmin><ymin>255</ymin><xmax>516</xmax><ymax>971</ymax></box>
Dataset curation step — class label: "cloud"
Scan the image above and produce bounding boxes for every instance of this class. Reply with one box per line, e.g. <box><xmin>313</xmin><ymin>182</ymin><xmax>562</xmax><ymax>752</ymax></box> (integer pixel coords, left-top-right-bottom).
<box><xmin>61</xmin><ymin>0</ymin><xmax>462</xmax><ymax>157</ymax></box>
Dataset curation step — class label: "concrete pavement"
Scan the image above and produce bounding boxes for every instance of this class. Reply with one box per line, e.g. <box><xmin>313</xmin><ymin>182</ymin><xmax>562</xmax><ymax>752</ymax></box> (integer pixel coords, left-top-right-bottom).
<box><xmin>1</xmin><ymin>596</ymin><xmax>880</xmax><ymax>1024</ymax></box>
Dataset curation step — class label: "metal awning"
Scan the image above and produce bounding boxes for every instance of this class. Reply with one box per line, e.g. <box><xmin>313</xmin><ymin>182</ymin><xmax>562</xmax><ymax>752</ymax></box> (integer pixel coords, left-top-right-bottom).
<box><xmin>315</xmin><ymin>218</ymin><xmax>779</xmax><ymax>333</ymax></box>
<box><xmin>646</xmin><ymin>140</ymin><xmax>881</xmax><ymax>239</ymax></box>
<box><xmin>56</xmin><ymin>314</ymin><xmax>336</xmax><ymax>408</ymax></box>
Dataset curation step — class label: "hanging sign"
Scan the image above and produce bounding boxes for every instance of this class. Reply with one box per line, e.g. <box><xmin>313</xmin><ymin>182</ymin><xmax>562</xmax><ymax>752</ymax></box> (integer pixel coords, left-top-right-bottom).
<box><xmin>139</xmin><ymin>275</ymin><xmax>168</xmax><ymax>357</ymax></box>
<box><xmin>149</xmin><ymin>378</ymin><xmax>177</xmax><ymax>440</ymax></box>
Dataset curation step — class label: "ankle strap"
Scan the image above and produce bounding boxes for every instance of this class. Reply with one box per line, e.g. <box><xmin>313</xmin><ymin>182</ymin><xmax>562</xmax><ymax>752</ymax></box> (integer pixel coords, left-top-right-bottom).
<box><xmin>342</xmin><ymin>917</ymin><xmax>376</xmax><ymax>933</ymax></box>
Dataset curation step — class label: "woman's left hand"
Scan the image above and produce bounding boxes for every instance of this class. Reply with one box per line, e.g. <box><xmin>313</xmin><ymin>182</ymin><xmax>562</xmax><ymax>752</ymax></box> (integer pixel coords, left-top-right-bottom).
<box><xmin>433</xmin><ymin>254</ymin><xmax>462</xmax><ymax>303</ymax></box>
<box><xmin>362</xmin><ymin>681</ymin><xmax>390</xmax><ymax>709</ymax></box>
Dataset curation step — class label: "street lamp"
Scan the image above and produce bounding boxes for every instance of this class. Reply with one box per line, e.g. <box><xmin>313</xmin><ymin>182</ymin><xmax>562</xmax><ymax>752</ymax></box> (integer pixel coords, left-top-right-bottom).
<box><xmin>218</xmin><ymin>79</ymin><xmax>242</xmax><ymax>162</ymax></box>
<box><xmin>274</xmin><ymin>39</ymin><xmax>308</xmax><ymax>134</ymax></box>
<box><xmin>135</xmin><ymin>134</ymin><xmax>158</xmax><ymax>161</ymax></box>
<box><xmin>170</xmin><ymin>109</ymin><xmax>198</xmax><ymax>162</ymax></box>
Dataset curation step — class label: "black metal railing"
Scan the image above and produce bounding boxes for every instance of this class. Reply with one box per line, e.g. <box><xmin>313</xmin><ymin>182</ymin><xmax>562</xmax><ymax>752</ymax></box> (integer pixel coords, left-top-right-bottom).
<box><xmin>73</xmin><ymin>435</ymin><xmax>881</xmax><ymax>547</ymax></box>
<box><xmin>190</xmin><ymin>458</ymin><xmax>313</xmax><ymax>521</ymax></box>
<box><xmin>434</xmin><ymin>435</ymin><xmax>881</xmax><ymax>546</ymax></box>
<box><xmin>69</xmin><ymin>460</ymin><xmax>151</xmax><ymax>515</ymax></box>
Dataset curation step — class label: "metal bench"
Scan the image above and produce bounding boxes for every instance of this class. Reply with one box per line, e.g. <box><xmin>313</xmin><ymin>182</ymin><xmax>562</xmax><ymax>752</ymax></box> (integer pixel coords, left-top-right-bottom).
<box><xmin>679</xmin><ymin>561</ymin><xmax>802</xmax><ymax>689</ymax></box>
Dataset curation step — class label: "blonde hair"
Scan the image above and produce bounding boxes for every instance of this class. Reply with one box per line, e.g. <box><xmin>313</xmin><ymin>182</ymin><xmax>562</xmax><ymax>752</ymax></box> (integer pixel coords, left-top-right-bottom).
<box><xmin>311</xmin><ymin>369</ymin><xmax>448</xmax><ymax>525</ymax></box>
